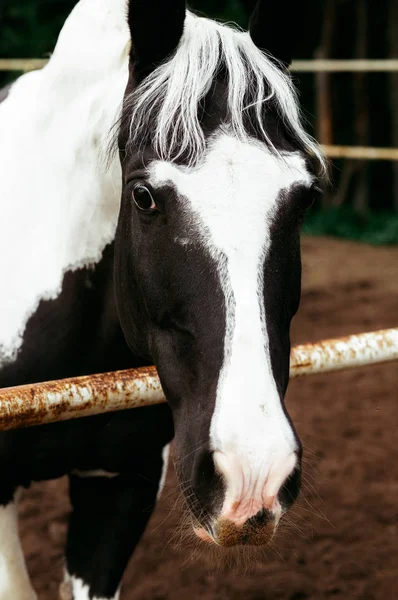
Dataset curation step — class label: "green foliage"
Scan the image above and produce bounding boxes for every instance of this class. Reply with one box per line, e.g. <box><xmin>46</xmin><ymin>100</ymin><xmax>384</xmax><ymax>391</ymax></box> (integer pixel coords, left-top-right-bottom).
<box><xmin>0</xmin><ymin>0</ymin><xmax>247</xmax><ymax>60</ymax></box>
<box><xmin>0</xmin><ymin>1</ymin><xmax>247</xmax><ymax>84</ymax></box>
<box><xmin>303</xmin><ymin>207</ymin><xmax>398</xmax><ymax>245</ymax></box>
<box><xmin>204</xmin><ymin>0</ymin><xmax>247</xmax><ymax>25</ymax></box>
<box><xmin>0</xmin><ymin>0</ymin><xmax>76</xmax><ymax>84</ymax></box>
<box><xmin>0</xmin><ymin>1</ymin><xmax>74</xmax><ymax>58</ymax></box>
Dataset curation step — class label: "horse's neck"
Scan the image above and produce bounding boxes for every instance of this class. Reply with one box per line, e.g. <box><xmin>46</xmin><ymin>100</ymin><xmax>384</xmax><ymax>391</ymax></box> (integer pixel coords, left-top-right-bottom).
<box><xmin>0</xmin><ymin>0</ymin><xmax>130</xmax><ymax>366</ymax></box>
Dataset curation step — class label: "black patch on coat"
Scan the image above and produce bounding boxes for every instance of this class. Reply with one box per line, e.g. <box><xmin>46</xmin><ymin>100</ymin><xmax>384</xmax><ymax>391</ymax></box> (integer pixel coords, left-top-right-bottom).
<box><xmin>0</xmin><ymin>244</ymin><xmax>173</xmax><ymax>499</ymax></box>
<box><xmin>65</xmin><ymin>440</ymin><xmax>167</xmax><ymax>598</ymax></box>
<box><xmin>0</xmin><ymin>244</ymin><xmax>135</xmax><ymax>388</ymax></box>
<box><xmin>261</xmin><ymin>186</ymin><xmax>315</xmax><ymax>508</ymax></box>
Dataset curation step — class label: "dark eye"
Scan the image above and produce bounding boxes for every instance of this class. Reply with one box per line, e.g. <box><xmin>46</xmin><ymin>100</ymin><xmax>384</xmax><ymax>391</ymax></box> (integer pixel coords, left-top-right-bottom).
<box><xmin>303</xmin><ymin>183</ymin><xmax>323</xmax><ymax>210</ymax></box>
<box><xmin>132</xmin><ymin>185</ymin><xmax>157</xmax><ymax>213</ymax></box>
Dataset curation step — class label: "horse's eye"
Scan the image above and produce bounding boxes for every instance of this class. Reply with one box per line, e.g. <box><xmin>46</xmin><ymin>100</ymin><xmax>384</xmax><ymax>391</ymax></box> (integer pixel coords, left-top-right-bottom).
<box><xmin>303</xmin><ymin>183</ymin><xmax>323</xmax><ymax>210</ymax></box>
<box><xmin>132</xmin><ymin>185</ymin><xmax>157</xmax><ymax>212</ymax></box>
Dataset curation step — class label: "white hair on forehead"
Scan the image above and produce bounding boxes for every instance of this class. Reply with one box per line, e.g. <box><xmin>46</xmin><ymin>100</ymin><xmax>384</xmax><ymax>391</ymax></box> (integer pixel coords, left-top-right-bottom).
<box><xmin>126</xmin><ymin>10</ymin><xmax>326</xmax><ymax>174</ymax></box>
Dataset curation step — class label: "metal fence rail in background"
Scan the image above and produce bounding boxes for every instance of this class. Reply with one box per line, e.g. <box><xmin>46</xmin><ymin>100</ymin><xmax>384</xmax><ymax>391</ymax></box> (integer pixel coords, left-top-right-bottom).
<box><xmin>321</xmin><ymin>145</ymin><xmax>398</xmax><ymax>161</ymax></box>
<box><xmin>0</xmin><ymin>328</ymin><xmax>397</xmax><ymax>432</ymax></box>
<box><xmin>2</xmin><ymin>59</ymin><xmax>398</xmax><ymax>162</ymax></box>
<box><xmin>3</xmin><ymin>58</ymin><xmax>398</xmax><ymax>73</ymax></box>
<box><xmin>292</xmin><ymin>59</ymin><xmax>398</xmax><ymax>72</ymax></box>
<box><xmin>0</xmin><ymin>58</ymin><xmax>48</xmax><ymax>71</ymax></box>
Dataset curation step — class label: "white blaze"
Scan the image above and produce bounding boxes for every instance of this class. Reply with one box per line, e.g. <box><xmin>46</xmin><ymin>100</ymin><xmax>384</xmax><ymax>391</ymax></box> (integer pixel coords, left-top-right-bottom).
<box><xmin>151</xmin><ymin>134</ymin><xmax>311</xmax><ymax>513</ymax></box>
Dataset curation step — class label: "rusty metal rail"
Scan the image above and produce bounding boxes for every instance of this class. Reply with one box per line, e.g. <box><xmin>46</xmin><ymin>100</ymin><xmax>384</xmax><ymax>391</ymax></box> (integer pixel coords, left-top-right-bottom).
<box><xmin>289</xmin><ymin>328</ymin><xmax>398</xmax><ymax>377</ymax></box>
<box><xmin>0</xmin><ymin>328</ymin><xmax>397</xmax><ymax>431</ymax></box>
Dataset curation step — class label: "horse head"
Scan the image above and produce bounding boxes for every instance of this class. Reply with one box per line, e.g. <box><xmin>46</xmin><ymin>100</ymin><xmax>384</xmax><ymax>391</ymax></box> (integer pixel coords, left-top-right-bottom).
<box><xmin>115</xmin><ymin>0</ymin><xmax>326</xmax><ymax>547</ymax></box>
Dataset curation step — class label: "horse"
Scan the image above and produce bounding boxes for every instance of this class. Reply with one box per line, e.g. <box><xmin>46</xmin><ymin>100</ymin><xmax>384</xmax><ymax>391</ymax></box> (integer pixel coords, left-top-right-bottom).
<box><xmin>0</xmin><ymin>0</ymin><xmax>326</xmax><ymax>598</ymax></box>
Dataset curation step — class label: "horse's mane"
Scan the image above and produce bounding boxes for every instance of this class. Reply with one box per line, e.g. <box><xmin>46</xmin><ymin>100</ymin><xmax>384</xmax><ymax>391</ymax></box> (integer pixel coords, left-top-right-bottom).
<box><xmin>125</xmin><ymin>11</ymin><xmax>327</xmax><ymax>175</ymax></box>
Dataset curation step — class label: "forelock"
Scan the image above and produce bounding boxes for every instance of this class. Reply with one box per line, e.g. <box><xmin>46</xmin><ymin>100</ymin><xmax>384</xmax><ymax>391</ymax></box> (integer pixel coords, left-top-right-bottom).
<box><xmin>123</xmin><ymin>11</ymin><xmax>327</xmax><ymax>177</ymax></box>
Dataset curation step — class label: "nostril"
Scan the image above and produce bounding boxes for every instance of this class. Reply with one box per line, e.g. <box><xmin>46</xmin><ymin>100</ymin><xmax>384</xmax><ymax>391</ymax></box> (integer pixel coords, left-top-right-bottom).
<box><xmin>192</xmin><ymin>449</ymin><xmax>218</xmax><ymax>492</ymax></box>
<box><xmin>278</xmin><ymin>465</ymin><xmax>301</xmax><ymax>510</ymax></box>
<box><xmin>249</xmin><ymin>507</ymin><xmax>273</xmax><ymax>528</ymax></box>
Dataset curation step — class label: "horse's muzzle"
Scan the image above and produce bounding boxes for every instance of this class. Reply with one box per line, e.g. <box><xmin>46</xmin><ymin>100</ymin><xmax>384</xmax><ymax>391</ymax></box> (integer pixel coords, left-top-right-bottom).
<box><xmin>191</xmin><ymin>449</ymin><xmax>301</xmax><ymax>547</ymax></box>
<box><xmin>194</xmin><ymin>507</ymin><xmax>278</xmax><ymax>546</ymax></box>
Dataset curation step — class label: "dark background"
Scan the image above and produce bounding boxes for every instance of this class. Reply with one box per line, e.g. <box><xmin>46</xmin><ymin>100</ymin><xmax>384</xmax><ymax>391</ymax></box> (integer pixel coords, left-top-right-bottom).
<box><xmin>1</xmin><ymin>0</ymin><xmax>398</xmax><ymax>241</ymax></box>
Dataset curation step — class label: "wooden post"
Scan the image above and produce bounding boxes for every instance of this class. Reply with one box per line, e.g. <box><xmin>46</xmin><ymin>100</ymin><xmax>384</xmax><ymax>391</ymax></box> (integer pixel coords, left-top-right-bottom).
<box><xmin>352</xmin><ymin>0</ymin><xmax>369</xmax><ymax>216</ymax></box>
<box><xmin>390</xmin><ymin>0</ymin><xmax>398</xmax><ymax>212</ymax></box>
<box><xmin>315</xmin><ymin>0</ymin><xmax>335</xmax><ymax>207</ymax></box>
<box><xmin>315</xmin><ymin>0</ymin><xmax>335</xmax><ymax>148</ymax></box>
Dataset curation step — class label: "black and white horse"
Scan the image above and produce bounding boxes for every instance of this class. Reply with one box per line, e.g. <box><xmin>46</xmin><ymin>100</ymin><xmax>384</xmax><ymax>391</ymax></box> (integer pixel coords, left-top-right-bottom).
<box><xmin>0</xmin><ymin>0</ymin><xmax>326</xmax><ymax>598</ymax></box>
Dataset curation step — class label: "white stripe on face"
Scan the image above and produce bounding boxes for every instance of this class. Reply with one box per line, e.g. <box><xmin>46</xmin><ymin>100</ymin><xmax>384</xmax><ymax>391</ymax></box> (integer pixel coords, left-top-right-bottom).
<box><xmin>150</xmin><ymin>134</ymin><xmax>311</xmax><ymax>522</ymax></box>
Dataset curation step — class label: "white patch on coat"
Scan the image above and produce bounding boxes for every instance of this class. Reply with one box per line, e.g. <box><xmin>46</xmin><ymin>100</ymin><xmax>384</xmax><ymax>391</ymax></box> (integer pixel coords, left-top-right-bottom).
<box><xmin>157</xmin><ymin>444</ymin><xmax>170</xmax><ymax>500</ymax></box>
<box><xmin>61</xmin><ymin>571</ymin><xmax>120</xmax><ymax>600</ymax></box>
<box><xmin>150</xmin><ymin>134</ymin><xmax>312</xmax><ymax>519</ymax></box>
<box><xmin>0</xmin><ymin>0</ymin><xmax>129</xmax><ymax>366</ymax></box>
<box><xmin>0</xmin><ymin>494</ymin><xmax>37</xmax><ymax>600</ymax></box>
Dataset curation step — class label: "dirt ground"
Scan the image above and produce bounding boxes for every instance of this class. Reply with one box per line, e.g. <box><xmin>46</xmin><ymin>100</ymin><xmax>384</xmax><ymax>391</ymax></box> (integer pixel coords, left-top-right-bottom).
<box><xmin>19</xmin><ymin>237</ymin><xmax>398</xmax><ymax>599</ymax></box>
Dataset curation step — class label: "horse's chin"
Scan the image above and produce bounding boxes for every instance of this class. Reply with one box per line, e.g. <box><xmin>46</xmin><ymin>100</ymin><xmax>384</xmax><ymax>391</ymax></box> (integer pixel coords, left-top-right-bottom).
<box><xmin>187</xmin><ymin>520</ymin><xmax>282</xmax><ymax>574</ymax></box>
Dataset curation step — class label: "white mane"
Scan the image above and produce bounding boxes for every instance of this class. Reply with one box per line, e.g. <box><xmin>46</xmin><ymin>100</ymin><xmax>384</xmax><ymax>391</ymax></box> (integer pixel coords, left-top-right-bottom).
<box><xmin>126</xmin><ymin>11</ymin><xmax>327</xmax><ymax>174</ymax></box>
